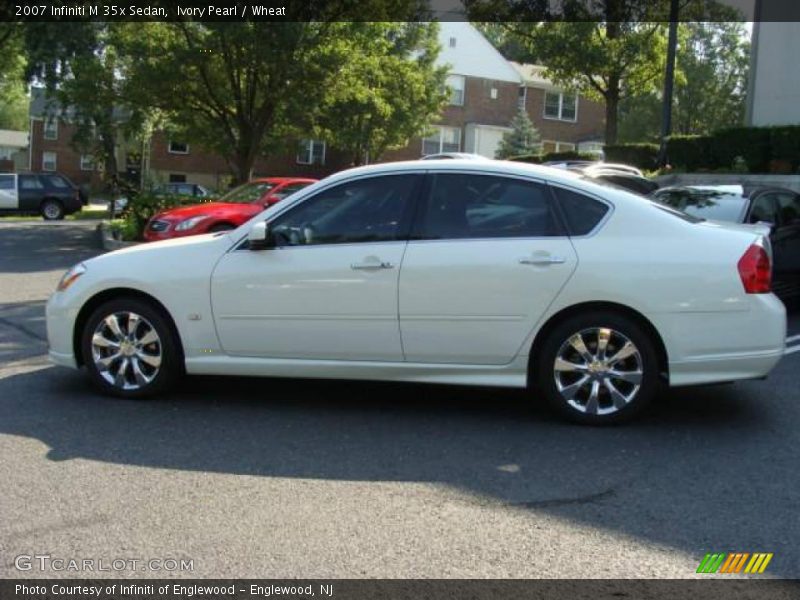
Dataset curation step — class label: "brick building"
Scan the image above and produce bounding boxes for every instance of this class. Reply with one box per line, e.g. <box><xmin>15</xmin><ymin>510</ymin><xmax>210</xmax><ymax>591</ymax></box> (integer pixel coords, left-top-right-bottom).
<box><xmin>385</xmin><ymin>23</ymin><xmax>604</xmax><ymax>161</ymax></box>
<box><xmin>26</xmin><ymin>22</ymin><xmax>605</xmax><ymax>192</ymax></box>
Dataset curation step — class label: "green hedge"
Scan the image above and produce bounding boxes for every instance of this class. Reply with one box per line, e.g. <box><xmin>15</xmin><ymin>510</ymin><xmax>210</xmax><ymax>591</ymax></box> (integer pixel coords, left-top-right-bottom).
<box><xmin>119</xmin><ymin>192</ymin><xmax>203</xmax><ymax>240</ymax></box>
<box><xmin>666</xmin><ymin>125</ymin><xmax>800</xmax><ymax>173</ymax></box>
<box><xmin>509</xmin><ymin>151</ymin><xmax>599</xmax><ymax>164</ymax></box>
<box><xmin>603</xmin><ymin>144</ymin><xmax>659</xmax><ymax>170</ymax></box>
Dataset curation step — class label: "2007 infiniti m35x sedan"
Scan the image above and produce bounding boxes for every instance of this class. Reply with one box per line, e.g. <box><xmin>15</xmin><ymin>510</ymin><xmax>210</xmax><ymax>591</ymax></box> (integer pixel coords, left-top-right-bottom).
<box><xmin>46</xmin><ymin>160</ymin><xmax>787</xmax><ymax>424</ymax></box>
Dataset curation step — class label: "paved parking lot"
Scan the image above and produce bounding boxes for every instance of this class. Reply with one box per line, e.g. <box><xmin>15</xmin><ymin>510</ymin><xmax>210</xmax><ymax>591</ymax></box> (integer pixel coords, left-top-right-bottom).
<box><xmin>1</xmin><ymin>220</ymin><xmax>799</xmax><ymax>579</ymax></box>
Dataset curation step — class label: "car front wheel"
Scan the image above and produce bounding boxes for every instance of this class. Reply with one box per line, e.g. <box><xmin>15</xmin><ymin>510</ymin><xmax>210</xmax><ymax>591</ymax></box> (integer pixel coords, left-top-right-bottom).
<box><xmin>81</xmin><ymin>298</ymin><xmax>181</xmax><ymax>398</ymax></box>
<box><xmin>535</xmin><ymin>311</ymin><xmax>660</xmax><ymax>425</ymax></box>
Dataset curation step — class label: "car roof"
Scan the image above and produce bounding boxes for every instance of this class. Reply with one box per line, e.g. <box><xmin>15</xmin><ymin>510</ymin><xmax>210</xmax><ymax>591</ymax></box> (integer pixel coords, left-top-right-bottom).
<box><xmin>324</xmin><ymin>158</ymin><xmax>587</xmax><ymax>185</ymax></box>
<box><xmin>249</xmin><ymin>177</ymin><xmax>318</xmax><ymax>184</ymax></box>
<box><xmin>420</xmin><ymin>152</ymin><xmax>488</xmax><ymax>160</ymax></box>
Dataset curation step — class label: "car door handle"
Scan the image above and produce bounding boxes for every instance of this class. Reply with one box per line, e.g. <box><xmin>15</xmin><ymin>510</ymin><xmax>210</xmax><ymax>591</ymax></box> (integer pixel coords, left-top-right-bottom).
<box><xmin>519</xmin><ymin>255</ymin><xmax>567</xmax><ymax>265</ymax></box>
<box><xmin>351</xmin><ymin>261</ymin><xmax>394</xmax><ymax>270</ymax></box>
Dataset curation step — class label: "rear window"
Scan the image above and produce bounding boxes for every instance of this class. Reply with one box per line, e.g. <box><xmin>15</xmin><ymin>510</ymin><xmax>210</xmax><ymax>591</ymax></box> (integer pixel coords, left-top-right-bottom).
<box><xmin>221</xmin><ymin>181</ymin><xmax>276</xmax><ymax>203</ymax></box>
<box><xmin>550</xmin><ymin>186</ymin><xmax>610</xmax><ymax>235</ymax></box>
<box><xmin>654</xmin><ymin>189</ymin><xmax>747</xmax><ymax>222</ymax></box>
<box><xmin>19</xmin><ymin>175</ymin><xmax>44</xmax><ymax>190</ymax></box>
<box><xmin>44</xmin><ymin>175</ymin><xmax>70</xmax><ymax>189</ymax></box>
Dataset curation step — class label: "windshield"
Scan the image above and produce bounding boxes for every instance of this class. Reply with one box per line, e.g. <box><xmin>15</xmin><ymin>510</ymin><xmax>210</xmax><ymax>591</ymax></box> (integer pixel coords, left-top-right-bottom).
<box><xmin>653</xmin><ymin>189</ymin><xmax>747</xmax><ymax>222</ymax></box>
<box><xmin>219</xmin><ymin>181</ymin><xmax>276</xmax><ymax>203</ymax></box>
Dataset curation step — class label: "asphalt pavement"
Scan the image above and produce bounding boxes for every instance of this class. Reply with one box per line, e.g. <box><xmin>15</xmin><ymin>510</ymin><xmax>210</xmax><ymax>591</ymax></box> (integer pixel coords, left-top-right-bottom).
<box><xmin>1</xmin><ymin>220</ymin><xmax>799</xmax><ymax>579</ymax></box>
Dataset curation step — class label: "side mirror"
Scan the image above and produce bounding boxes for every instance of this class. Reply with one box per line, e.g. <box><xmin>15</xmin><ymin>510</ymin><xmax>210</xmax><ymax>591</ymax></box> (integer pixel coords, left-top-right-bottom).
<box><xmin>247</xmin><ymin>221</ymin><xmax>274</xmax><ymax>250</ymax></box>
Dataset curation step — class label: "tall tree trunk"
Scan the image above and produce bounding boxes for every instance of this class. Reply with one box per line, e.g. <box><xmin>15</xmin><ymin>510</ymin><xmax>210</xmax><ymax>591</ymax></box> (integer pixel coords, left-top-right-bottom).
<box><xmin>103</xmin><ymin>134</ymin><xmax>119</xmax><ymax>219</ymax></box>
<box><xmin>605</xmin><ymin>85</ymin><xmax>620</xmax><ymax>146</ymax></box>
<box><xmin>233</xmin><ymin>149</ymin><xmax>255</xmax><ymax>185</ymax></box>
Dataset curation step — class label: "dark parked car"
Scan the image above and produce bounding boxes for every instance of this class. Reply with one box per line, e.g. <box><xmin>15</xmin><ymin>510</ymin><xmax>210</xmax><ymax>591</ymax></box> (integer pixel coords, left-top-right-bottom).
<box><xmin>0</xmin><ymin>172</ymin><xmax>83</xmax><ymax>220</ymax></box>
<box><xmin>585</xmin><ymin>171</ymin><xmax>659</xmax><ymax>195</ymax></box>
<box><xmin>153</xmin><ymin>182</ymin><xmax>212</xmax><ymax>198</ymax></box>
<box><xmin>653</xmin><ymin>185</ymin><xmax>800</xmax><ymax>299</ymax></box>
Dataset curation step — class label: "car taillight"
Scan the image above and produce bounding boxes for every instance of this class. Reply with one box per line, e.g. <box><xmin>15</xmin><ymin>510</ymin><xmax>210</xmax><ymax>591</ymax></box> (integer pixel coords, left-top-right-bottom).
<box><xmin>737</xmin><ymin>243</ymin><xmax>771</xmax><ymax>294</ymax></box>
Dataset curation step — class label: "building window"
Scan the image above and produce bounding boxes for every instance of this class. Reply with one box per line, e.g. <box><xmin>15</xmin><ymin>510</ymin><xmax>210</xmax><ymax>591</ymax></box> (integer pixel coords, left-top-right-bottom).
<box><xmin>446</xmin><ymin>74</ymin><xmax>466</xmax><ymax>106</ymax></box>
<box><xmin>544</xmin><ymin>91</ymin><xmax>578</xmax><ymax>121</ymax></box>
<box><xmin>0</xmin><ymin>147</ymin><xmax>13</xmax><ymax>160</ymax></box>
<box><xmin>168</xmin><ymin>141</ymin><xmax>189</xmax><ymax>154</ymax></box>
<box><xmin>43</xmin><ymin>118</ymin><xmax>58</xmax><ymax>140</ymax></box>
<box><xmin>422</xmin><ymin>126</ymin><xmax>461</xmax><ymax>156</ymax></box>
<box><xmin>296</xmin><ymin>139</ymin><xmax>325</xmax><ymax>165</ymax></box>
<box><xmin>168</xmin><ymin>173</ymin><xmax>187</xmax><ymax>183</ymax></box>
<box><xmin>80</xmin><ymin>155</ymin><xmax>94</xmax><ymax>171</ymax></box>
<box><xmin>42</xmin><ymin>151</ymin><xmax>57</xmax><ymax>171</ymax></box>
<box><xmin>449</xmin><ymin>37</ymin><xmax>457</xmax><ymax>48</ymax></box>
<box><xmin>542</xmin><ymin>140</ymin><xmax>577</xmax><ymax>154</ymax></box>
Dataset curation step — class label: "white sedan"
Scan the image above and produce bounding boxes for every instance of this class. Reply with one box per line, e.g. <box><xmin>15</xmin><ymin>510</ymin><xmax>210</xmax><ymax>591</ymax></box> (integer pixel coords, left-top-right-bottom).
<box><xmin>46</xmin><ymin>160</ymin><xmax>786</xmax><ymax>424</ymax></box>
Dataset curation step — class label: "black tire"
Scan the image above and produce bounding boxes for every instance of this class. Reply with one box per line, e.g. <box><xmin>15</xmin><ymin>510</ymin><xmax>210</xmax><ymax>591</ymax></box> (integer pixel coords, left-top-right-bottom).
<box><xmin>41</xmin><ymin>199</ymin><xmax>65</xmax><ymax>220</ymax></box>
<box><xmin>533</xmin><ymin>311</ymin><xmax>660</xmax><ymax>425</ymax></box>
<box><xmin>208</xmin><ymin>222</ymin><xmax>235</xmax><ymax>233</ymax></box>
<box><xmin>81</xmin><ymin>297</ymin><xmax>182</xmax><ymax>399</ymax></box>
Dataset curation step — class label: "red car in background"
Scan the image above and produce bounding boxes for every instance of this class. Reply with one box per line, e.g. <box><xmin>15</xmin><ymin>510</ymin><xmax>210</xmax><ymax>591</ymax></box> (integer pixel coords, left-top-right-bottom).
<box><xmin>144</xmin><ymin>177</ymin><xmax>317</xmax><ymax>241</ymax></box>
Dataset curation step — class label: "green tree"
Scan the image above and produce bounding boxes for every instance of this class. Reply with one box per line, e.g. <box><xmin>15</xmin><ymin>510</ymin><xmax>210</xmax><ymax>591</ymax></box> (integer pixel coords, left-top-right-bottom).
<box><xmin>312</xmin><ymin>22</ymin><xmax>448</xmax><ymax>166</ymax></box>
<box><xmin>0</xmin><ymin>28</ymin><xmax>28</xmax><ymax>131</ymax></box>
<box><xmin>469</xmin><ymin>1</ymin><xmax>743</xmax><ymax>145</ymax></box>
<box><xmin>495</xmin><ymin>108</ymin><xmax>541</xmax><ymax>158</ymax></box>
<box><xmin>120</xmin><ymin>22</ymin><xmax>359</xmax><ymax>183</ymax></box>
<box><xmin>618</xmin><ymin>22</ymin><xmax>750</xmax><ymax>141</ymax></box>
<box><xmin>25</xmin><ymin>22</ymin><xmax>144</xmax><ymax>208</ymax></box>
<box><xmin>479</xmin><ymin>20</ymin><xmax>667</xmax><ymax>145</ymax></box>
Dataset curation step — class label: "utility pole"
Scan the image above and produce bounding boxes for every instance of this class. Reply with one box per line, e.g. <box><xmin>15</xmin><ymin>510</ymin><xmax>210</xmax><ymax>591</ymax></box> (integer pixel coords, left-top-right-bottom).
<box><xmin>657</xmin><ymin>0</ymin><xmax>680</xmax><ymax>167</ymax></box>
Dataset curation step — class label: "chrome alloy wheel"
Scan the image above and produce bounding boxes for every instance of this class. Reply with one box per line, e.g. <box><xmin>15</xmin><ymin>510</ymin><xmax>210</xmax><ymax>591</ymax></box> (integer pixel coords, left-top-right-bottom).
<box><xmin>90</xmin><ymin>312</ymin><xmax>162</xmax><ymax>390</ymax></box>
<box><xmin>553</xmin><ymin>327</ymin><xmax>643</xmax><ymax>416</ymax></box>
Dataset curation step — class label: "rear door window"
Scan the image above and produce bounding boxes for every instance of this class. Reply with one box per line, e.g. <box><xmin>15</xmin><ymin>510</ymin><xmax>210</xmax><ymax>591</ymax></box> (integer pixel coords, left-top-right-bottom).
<box><xmin>19</xmin><ymin>175</ymin><xmax>44</xmax><ymax>190</ymax></box>
<box><xmin>414</xmin><ymin>173</ymin><xmax>564</xmax><ymax>240</ymax></box>
<box><xmin>747</xmin><ymin>194</ymin><xmax>779</xmax><ymax>225</ymax></box>
<box><xmin>764</xmin><ymin>192</ymin><xmax>800</xmax><ymax>227</ymax></box>
<box><xmin>550</xmin><ymin>186</ymin><xmax>610</xmax><ymax>235</ymax></box>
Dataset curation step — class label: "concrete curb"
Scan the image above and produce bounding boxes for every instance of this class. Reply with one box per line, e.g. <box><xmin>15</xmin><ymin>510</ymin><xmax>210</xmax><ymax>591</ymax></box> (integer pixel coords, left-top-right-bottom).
<box><xmin>97</xmin><ymin>221</ymin><xmax>140</xmax><ymax>251</ymax></box>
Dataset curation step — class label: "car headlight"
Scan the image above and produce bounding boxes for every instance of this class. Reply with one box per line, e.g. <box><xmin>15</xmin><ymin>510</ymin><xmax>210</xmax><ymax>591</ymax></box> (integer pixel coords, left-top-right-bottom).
<box><xmin>175</xmin><ymin>215</ymin><xmax>208</xmax><ymax>231</ymax></box>
<box><xmin>57</xmin><ymin>263</ymin><xmax>87</xmax><ymax>292</ymax></box>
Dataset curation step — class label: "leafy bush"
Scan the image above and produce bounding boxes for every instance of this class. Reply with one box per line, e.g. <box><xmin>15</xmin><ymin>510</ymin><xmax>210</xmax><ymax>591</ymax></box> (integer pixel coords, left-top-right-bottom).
<box><xmin>108</xmin><ymin>218</ymin><xmax>139</xmax><ymax>242</ymax></box>
<box><xmin>769</xmin><ymin>126</ymin><xmax>800</xmax><ymax>172</ymax></box>
<box><xmin>665</xmin><ymin>125</ymin><xmax>800</xmax><ymax>173</ymax></box>
<box><xmin>603</xmin><ymin>143</ymin><xmax>659</xmax><ymax>170</ymax></box>
<box><xmin>121</xmin><ymin>192</ymin><xmax>187</xmax><ymax>240</ymax></box>
<box><xmin>665</xmin><ymin>135</ymin><xmax>713</xmax><ymax>171</ymax></box>
<box><xmin>712</xmin><ymin>127</ymin><xmax>771</xmax><ymax>173</ymax></box>
<box><xmin>508</xmin><ymin>151</ymin><xmax>599</xmax><ymax>164</ymax></box>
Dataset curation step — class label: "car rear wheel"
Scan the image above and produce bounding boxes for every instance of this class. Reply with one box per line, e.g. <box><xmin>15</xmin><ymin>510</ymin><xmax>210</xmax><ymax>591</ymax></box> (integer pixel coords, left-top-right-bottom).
<box><xmin>41</xmin><ymin>199</ymin><xmax>65</xmax><ymax>220</ymax></box>
<box><xmin>81</xmin><ymin>298</ymin><xmax>181</xmax><ymax>398</ymax></box>
<box><xmin>534</xmin><ymin>311</ymin><xmax>659</xmax><ymax>425</ymax></box>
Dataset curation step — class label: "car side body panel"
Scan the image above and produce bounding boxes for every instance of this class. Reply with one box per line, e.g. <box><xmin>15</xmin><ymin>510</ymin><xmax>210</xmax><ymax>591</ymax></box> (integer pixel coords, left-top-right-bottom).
<box><xmin>46</xmin><ymin>160</ymin><xmax>786</xmax><ymax>392</ymax></box>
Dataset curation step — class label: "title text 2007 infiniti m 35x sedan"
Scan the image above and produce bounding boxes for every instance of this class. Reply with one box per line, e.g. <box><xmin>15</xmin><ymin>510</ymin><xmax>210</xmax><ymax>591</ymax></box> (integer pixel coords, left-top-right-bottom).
<box><xmin>46</xmin><ymin>160</ymin><xmax>787</xmax><ymax>424</ymax></box>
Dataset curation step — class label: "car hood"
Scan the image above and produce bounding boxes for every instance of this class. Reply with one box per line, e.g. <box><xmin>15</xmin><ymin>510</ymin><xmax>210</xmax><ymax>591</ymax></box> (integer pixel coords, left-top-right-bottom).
<box><xmin>153</xmin><ymin>202</ymin><xmax>253</xmax><ymax>221</ymax></box>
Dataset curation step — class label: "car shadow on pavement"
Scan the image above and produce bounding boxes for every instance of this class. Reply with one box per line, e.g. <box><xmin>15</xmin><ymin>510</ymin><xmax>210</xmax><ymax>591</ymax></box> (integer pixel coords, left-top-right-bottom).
<box><xmin>0</xmin><ymin>222</ymin><xmax>103</xmax><ymax>274</ymax></box>
<box><xmin>1</xmin><ymin>362</ymin><xmax>797</xmax><ymax>576</ymax></box>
